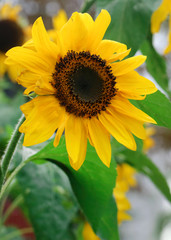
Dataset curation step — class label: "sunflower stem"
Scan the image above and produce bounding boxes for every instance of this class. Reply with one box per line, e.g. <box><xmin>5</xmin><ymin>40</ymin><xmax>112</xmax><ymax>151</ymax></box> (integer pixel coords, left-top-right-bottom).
<box><xmin>81</xmin><ymin>0</ymin><xmax>96</xmax><ymax>13</ymax></box>
<box><xmin>0</xmin><ymin>159</ymin><xmax>29</xmax><ymax>201</ymax></box>
<box><xmin>0</xmin><ymin>114</ymin><xmax>25</xmax><ymax>194</ymax></box>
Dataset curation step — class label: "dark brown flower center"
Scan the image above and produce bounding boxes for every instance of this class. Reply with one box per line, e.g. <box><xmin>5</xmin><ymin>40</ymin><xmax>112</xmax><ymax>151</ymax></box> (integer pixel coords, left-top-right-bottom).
<box><xmin>0</xmin><ymin>19</ymin><xmax>24</xmax><ymax>53</ymax></box>
<box><xmin>52</xmin><ymin>51</ymin><xmax>117</xmax><ymax>118</ymax></box>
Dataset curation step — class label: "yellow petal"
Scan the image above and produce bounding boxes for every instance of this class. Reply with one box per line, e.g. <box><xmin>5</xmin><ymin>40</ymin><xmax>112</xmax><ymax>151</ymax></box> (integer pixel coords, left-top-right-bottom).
<box><xmin>65</xmin><ymin>115</ymin><xmax>87</xmax><ymax>169</ymax></box>
<box><xmin>53</xmin><ymin>114</ymin><xmax>67</xmax><ymax>147</ymax></box>
<box><xmin>32</xmin><ymin>17</ymin><xmax>59</xmax><ymax>59</ymax></box>
<box><xmin>17</xmin><ymin>71</ymin><xmax>55</xmax><ymax>95</ymax></box>
<box><xmin>108</xmin><ymin>105</ymin><xmax>146</xmax><ymax>139</ymax></box>
<box><xmin>20</xmin><ymin>100</ymin><xmax>34</xmax><ymax>117</ymax></box>
<box><xmin>94</xmin><ymin>39</ymin><xmax>127</xmax><ymax>60</ymax></box>
<box><xmin>116</xmin><ymin>197</ymin><xmax>131</xmax><ymax>210</ymax></box>
<box><xmin>111</xmin><ymin>55</ymin><xmax>146</xmax><ymax>76</ymax></box>
<box><xmin>6</xmin><ymin>47</ymin><xmax>54</xmax><ymax>75</ymax></box>
<box><xmin>88</xmin><ymin>9</ymin><xmax>111</xmax><ymax>52</ymax></box>
<box><xmin>83</xmin><ymin>222</ymin><xmax>100</xmax><ymax>240</ymax></box>
<box><xmin>59</xmin><ymin>12</ymin><xmax>91</xmax><ymax>53</ymax></box>
<box><xmin>0</xmin><ymin>53</ymin><xmax>7</xmax><ymax>76</ymax></box>
<box><xmin>99</xmin><ymin>111</ymin><xmax>137</xmax><ymax>151</ymax></box>
<box><xmin>151</xmin><ymin>0</ymin><xmax>169</xmax><ymax>33</ymax></box>
<box><xmin>23</xmin><ymin>39</ymin><xmax>35</xmax><ymax>51</ymax></box>
<box><xmin>108</xmin><ymin>49</ymin><xmax>131</xmax><ymax>63</ymax></box>
<box><xmin>88</xmin><ymin>117</ymin><xmax>111</xmax><ymax>167</ymax></box>
<box><xmin>116</xmin><ymin>71</ymin><xmax>157</xmax><ymax>95</ymax></box>
<box><xmin>17</xmin><ymin>71</ymin><xmax>39</xmax><ymax>88</ymax></box>
<box><xmin>119</xmin><ymin>91</ymin><xmax>146</xmax><ymax>100</ymax></box>
<box><xmin>111</xmin><ymin>95</ymin><xmax>157</xmax><ymax>124</ymax></box>
<box><xmin>118</xmin><ymin>211</ymin><xmax>131</xmax><ymax>224</ymax></box>
<box><xmin>34</xmin><ymin>73</ymin><xmax>55</xmax><ymax>95</ymax></box>
<box><xmin>20</xmin><ymin>96</ymin><xmax>64</xmax><ymax>146</ymax></box>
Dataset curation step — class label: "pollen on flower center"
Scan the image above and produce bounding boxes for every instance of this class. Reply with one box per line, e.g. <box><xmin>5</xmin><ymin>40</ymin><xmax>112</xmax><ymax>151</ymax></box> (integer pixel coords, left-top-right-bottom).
<box><xmin>52</xmin><ymin>51</ymin><xmax>117</xmax><ymax>118</ymax></box>
<box><xmin>0</xmin><ymin>19</ymin><xmax>24</xmax><ymax>53</ymax></box>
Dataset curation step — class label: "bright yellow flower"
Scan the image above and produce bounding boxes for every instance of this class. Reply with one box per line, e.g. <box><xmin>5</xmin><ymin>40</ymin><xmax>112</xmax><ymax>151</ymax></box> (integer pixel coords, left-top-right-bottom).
<box><xmin>83</xmin><ymin>222</ymin><xmax>100</xmax><ymax>240</ymax></box>
<box><xmin>151</xmin><ymin>0</ymin><xmax>171</xmax><ymax>54</ymax></box>
<box><xmin>0</xmin><ymin>3</ymin><xmax>30</xmax><ymax>81</ymax></box>
<box><xmin>143</xmin><ymin>126</ymin><xmax>156</xmax><ymax>152</ymax></box>
<box><xmin>6</xmin><ymin>10</ymin><xmax>157</xmax><ymax>170</ymax></box>
<box><xmin>114</xmin><ymin>164</ymin><xmax>136</xmax><ymax>224</ymax></box>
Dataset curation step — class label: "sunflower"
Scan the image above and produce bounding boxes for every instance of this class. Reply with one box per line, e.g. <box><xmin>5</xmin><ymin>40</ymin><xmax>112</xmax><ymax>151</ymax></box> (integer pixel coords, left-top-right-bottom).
<box><xmin>6</xmin><ymin>10</ymin><xmax>157</xmax><ymax>170</ymax></box>
<box><xmin>151</xmin><ymin>0</ymin><xmax>171</xmax><ymax>54</ymax></box>
<box><xmin>0</xmin><ymin>3</ymin><xmax>30</xmax><ymax>81</ymax></box>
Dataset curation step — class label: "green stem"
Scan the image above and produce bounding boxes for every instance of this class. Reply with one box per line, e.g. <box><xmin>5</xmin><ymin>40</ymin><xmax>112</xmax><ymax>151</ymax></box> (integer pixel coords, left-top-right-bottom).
<box><xmin>81</xmin><ymin>0</ymin><xmax>96</xmax><ymax>13</ymax></box>
<box><xmin>1</xmin><ymin>228</ymin><xmax>33</xmax><ymax>240</ymax></box>
<box><xmin>0</xmin><ymin>114</ymin><xmax>25</xmax><ymax>191</ymax></box>
<box><xmin>2</xmin><ymin>195</ymin><xmax>23</xmax><ymax>224</ymax></box>
<box><xmin>0</xmin><ymin>159</ymin><xmax>29</xmax><ymax>200</ymax></box>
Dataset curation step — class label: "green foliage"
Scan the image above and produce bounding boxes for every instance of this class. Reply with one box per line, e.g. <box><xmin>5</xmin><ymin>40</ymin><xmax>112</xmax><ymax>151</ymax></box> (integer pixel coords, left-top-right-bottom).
<box><xmin>97</xmin><ymin>197</ymin><xmax>118</xmax><ymax>240</ymax></box>
<box><xmin>17</xmin><ymin>162</ymin><xmax>78</xmax><ymax>240</ymax></box>
<box><xmin>28</xmin><ymin>137</ymin><xmax>119</xmax><ymax>240</ymax></box>
<box><xmin>141</xmin><ymin>38</ymin><xmax>169</xmax><ymax>92</ymax></box>
<box><xmin>0</xmin><ymin>92</ymin><xmax>25</xmax><ymax>157</ymax></box>
<box><xmin>132</xmin><ymin>90</ymin><xmax>171</xmax><ymax>129</ymax></box>
<box><xmin>112</xmin><ymin>138</ymin><xmax>171</xmax><ymax>203</ymax></box>
<box><xmin>96</xmin><ymin>0</ymin><xmax>161</xmax><ymax>55</ymax></box>
<box><xmin>123</xmin><ymin>150</ymin><xmax>171</xmax><ymax>202</ymax></box>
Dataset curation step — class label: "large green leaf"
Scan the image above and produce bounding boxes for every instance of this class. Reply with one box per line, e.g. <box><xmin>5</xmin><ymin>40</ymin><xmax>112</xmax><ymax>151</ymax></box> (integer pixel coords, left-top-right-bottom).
<box><xmin>97</xmin><ymin>197</ymin><xmax>118</xmax><ymax>240</ymax></box>
<box><xmin>117</xmin><ymin>148</ymin><xmax>171</xmax><ymax>203</ymax></box>
<box><xmin>96</xmin><ymin>0</ymin><xmax>161</xmax><ymax>55</ymax></box>
<box><xmin>132</xmin><ymin>90</ymin><xmax>171</xmax><ymax>129</ymax></box>
<box><xmin>28</xmin><ymin>137</ymin><xmax>119</xmax><ymax>240</ymax></box>
<box><xmin>17</xmin><ymin>162</ymin><xmax>78</xmax><ymax>240</ymax></box>
<box><xmin>141</xmin><ymin>38</ymin><xmax>169</xmax><ymax>92</ymax></box>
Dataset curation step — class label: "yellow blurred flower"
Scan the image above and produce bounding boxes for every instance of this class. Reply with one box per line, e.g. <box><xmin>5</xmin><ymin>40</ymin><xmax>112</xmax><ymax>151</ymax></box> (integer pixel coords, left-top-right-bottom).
<box><xmin>48</xmin><ymin>9</ymin><xmax>68</xmax><ymax>41</ymax></box>
<box><xmin>0</xmin><ymin>3</ymin><xmax>31</xmax><ymax>81</ymax></box>
<box><xmin>151</xmin><ymin>0</ymin><xmax>171</xmax><ymax>54</ymax></box>
<box><xmin>143</xmin><ymin>126</ymin><xmax>156</xmax><ymax>152</ymax></box>
<box><xmin>114</xmin><ymin>163</ymin><xmax>136</xmax><ymax>224</ymax></box>
<box><xmin>53</xmin><ymin>9</ymin><xmax>68</xmax><ymax>31</ymax></box>
<box><xmin>83</xmin><ymin>222</ymin><xmax>100</xmax><ymax>240</ymax></box>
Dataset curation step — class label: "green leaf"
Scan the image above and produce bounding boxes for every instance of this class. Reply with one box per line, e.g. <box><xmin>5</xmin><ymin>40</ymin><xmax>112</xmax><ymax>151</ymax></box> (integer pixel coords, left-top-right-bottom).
<box><xmin>141</xmin><ymin>38</ymin><xmax>169</xmax><ymax>92</ymax></box>
<box><xmin>132</xmin><ymin>90</ymin><xmax>171</xmax><ymax>129</ymax></box>
<box><xmin>17</xmin><ymin>162</ymin><xmax>78</xmax><ymax>240</ymax></box>
<box><xmin>116</xmin><ymin>148</ymin><xmax>171</xmax><ymax>203</ymax></box>
<box><xmin>97</xmin><ymin>197</ymin><xmax>119</xmax><ymax>240</ymax></box>
<box><xmin>29</xmin><ymin>137</ymin><xmax>119</xmax><ymax>240</ymax></box>
<box><xmin>96</xmin><ymin>0</ymin><xmax>161</xmax><ymax>55</ymax></box>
